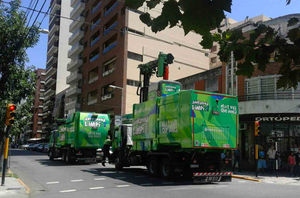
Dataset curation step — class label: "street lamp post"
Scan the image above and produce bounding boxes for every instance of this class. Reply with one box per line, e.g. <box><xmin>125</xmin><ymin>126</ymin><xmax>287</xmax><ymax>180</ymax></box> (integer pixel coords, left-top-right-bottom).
<box><xmin>109</xmin><ymin>85</ymin><xmax>124</xmax><ymax>115</ymax></box>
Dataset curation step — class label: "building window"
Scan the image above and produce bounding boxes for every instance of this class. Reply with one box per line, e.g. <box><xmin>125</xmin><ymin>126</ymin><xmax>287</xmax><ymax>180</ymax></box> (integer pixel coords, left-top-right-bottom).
<box><xmin>205</xmin><ymin>78</ymin><xmax>218</xmax><ymax>92</ymax></box>
<box><xmin>89</xmin><ymin>48</ymin><xmax>99</xmax><ymax>62</ymax></box>
<box><xmin>210</xmin><ymin>57</ymin><xmax>217</xmax><ymax>64</ymax></box>
<box><xmin>103</xmin><ymin>14</ymin><xmax>118</xmax><ymax>36</ymax></box>
<box><xmin>91</xmin><ymin>0</ymin><xmax>102</xmax><ymax>15</ymax></box>
<box><xmin>87</xmin><ymin>90</ymin><xmax>98</xmax><ymax>105</ymax></box>
<box><xmin>104</xmin><ymin>0</ymin><xmax>118</xmax><ymax>17</ymax></box>
<box><xmin>90</xmin><ymin>31</ymin><xmax>100</xmax><ymax>47</ymax></box>
<box><xmin>101</xmin><ymin>84</ymin><xmax>113</xmax><ymax>101</ymax></box>
<box><xmin>103</xmin><ymin>34</ymin><xmax>117</xmax><ymax>54</ymax></box>
<box><xmin>128</xmin><ymin>51</ymin><xmax>143</xmax><ymax>62</ymax></box>
<box><xmin>127</xmin><ymin>79</ymin><xmax>139</xmax><ymax>87</ymax></box>
<box><xmin>91</xmin><ymin>13</ymin><xmax>101</xmax><ymax>31</ymax></box>
<box><xmin>88</xmin><ymin>68</ymin><xmax>98</xmax><ymax>84</ymax></box>
<box><xmin>103</xmin><ymin>56</ymin><xmax>116</xmax><ymax>77</ymax></box>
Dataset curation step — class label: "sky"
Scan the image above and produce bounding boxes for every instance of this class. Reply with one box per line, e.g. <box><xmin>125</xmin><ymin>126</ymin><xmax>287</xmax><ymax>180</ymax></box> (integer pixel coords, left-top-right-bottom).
<box><xmin>19</xmin><ymin>0</ymin><xmax>300</xmax><ymax>70</ymax></box>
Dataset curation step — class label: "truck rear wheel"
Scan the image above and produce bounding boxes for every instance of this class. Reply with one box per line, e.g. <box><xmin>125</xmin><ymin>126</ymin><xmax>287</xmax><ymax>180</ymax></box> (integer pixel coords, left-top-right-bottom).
<box><xmin>148</xmin><ymin>158</ymin><xmax>159</xmax><ymax>176</ymax></box>
<box><xmin>161</xmin><ymin>158</ymin><xmax>173</xmax><ymax>178</ymax></box>
<box><xmin>115</xmin><ymin>156</ymin><xmax>123</xmax><ymax>171</ymax></box>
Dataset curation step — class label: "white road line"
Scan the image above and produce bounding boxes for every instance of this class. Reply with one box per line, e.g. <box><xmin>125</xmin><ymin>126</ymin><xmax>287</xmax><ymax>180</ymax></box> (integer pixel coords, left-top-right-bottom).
<box><xmin>46</xmin><ymin>181</ymin><xmax>59</xmax><ymax>184</ymax></box>
<box><xmin>71</xmin><ymin>179</ymin><xmax>84</xmax><ymax>182</ymax></box>
<box><xmin>116</xmin><ymin>185</ymin><xmax>130</xmax><ymax>188</ymax></box>
<box><xmin>94</xmin><ymin>178</ymin><xmax>106</xmax><ymax>181</ymax></box>
<box><xmin>60</xmin><ymin>189</ymin><xmax>77</xmax><ymax>193</ymax></box>
<box><xmin>89</xmin><ymin>187</ymin><xmax>105</xmax><ymax>190</ymax></box>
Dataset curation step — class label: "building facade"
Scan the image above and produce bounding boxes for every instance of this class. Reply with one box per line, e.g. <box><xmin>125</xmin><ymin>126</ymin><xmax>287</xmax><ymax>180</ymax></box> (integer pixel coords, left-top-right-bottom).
<box><xmin>66</xmin><ymin>0</ymin><xmax>211</xmax><ymax>117</ymax></box>
<box><xmin>29</xmin><ymin>69</ymin><xmax>46</xmax><ymax>139</ymax></box>
<box><xmin>44</xmin><ymin>0</ymin><xmax>71</xmax><ymax>135</ymax></box>
<box><xmin>179</xmin><ymin>14</ymin><xmax>300</xmax><ymax>170</ymax></box>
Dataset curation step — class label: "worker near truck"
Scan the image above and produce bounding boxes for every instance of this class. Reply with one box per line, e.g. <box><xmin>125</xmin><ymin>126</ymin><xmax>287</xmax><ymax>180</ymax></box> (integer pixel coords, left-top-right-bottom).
<box><xmin>102</xmin><ymin>136</ymin><xmax>112</xmax><ymax>166</ymax></box>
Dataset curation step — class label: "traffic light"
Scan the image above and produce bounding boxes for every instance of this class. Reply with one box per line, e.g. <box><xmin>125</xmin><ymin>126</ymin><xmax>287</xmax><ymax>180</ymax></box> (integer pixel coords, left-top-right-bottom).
<box><xmin>254</xmin><ymin>121</ymin><xmax>261</xmax><ymax>136</ymax></box>
<box><xmin>157</xmin><ymin>52</ymin><xmax>174</xmax><ymax>77</ymax></box>
<box><xmin>5</xmin><ymin>104</ymin><xmax>16</xmax><ymax>126</ymax></box>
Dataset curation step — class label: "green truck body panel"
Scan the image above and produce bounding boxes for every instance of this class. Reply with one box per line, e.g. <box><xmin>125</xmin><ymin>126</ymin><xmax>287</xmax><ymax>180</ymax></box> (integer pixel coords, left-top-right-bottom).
<box><xmin>132</xmin><ymin>90</ymin><xmax>238</xmax><ymax>151</ymax></box>
<box><xmin>50</xmin><ymin>112</ymin><xmax>110</xmax><ymax>149</ymax></box>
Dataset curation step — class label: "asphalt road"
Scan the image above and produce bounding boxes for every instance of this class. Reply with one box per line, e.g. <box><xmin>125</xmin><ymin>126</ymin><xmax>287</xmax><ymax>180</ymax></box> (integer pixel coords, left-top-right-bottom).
<box><xmin>10</xmin><ymin>149</ymin><xmax>300</xmax><ymax>198</ymax></box>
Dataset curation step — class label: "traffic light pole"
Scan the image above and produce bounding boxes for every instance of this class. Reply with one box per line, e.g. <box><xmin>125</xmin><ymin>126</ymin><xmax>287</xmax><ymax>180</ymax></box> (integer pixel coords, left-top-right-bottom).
<box><xmin>1</xmin><ymin>126</ymin><xmax>10</xmax><ymax>186</ymax></box>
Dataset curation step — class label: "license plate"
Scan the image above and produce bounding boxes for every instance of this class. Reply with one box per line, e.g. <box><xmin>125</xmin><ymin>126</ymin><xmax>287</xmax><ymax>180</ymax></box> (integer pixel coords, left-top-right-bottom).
<box><xmin>205</xmin><ymin>176</ymin><xmax>222</xmax><ymax>182</ymax></box>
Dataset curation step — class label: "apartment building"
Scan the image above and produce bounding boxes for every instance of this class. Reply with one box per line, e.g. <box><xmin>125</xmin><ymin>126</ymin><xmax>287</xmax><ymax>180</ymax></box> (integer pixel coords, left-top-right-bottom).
<box><xmin>28</xmin><ymin>69</ymin><xmax>46</xmax><ymax>139</ymax></box>
<box><xmin>43</xmin><ymin>0</ymin><xmax>71</xmax><ymax>133</ymax></box>
<box><xmin>66</xmin><ymin>0</ymin><xmax>211</xmax><ymax>116</ymax></box>
<box><xmin>179</xmin><ymin>14</ymin><xmax>300</xmax><ymax>170</ymax></box>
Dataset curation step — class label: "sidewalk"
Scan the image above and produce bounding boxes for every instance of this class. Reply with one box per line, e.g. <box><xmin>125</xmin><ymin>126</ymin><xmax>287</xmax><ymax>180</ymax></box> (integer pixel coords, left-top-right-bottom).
<box><xmin>0</xmin><ymin>170</ymin><xmax>29</xmax><ymax>198</ymax></box>
<box><xmin>233</xmin><ymin>171</ymin><xmax>300</xmax><ymax>185</ymax></box>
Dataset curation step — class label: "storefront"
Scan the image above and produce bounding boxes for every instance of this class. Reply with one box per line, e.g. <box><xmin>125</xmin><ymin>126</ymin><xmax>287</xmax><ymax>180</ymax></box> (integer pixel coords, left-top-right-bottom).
<box><xmin>239</xmin><ymin>113</ymin><xmax>300</xmax><ymax>170</ymax></box>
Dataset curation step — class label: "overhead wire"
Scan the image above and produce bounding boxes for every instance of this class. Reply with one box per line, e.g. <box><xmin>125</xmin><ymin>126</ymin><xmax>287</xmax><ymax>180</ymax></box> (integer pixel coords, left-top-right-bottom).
<box><xmin>25</xmin><ymin>0</ymin><xmax>38</xmax><ymax>27</ymax></box>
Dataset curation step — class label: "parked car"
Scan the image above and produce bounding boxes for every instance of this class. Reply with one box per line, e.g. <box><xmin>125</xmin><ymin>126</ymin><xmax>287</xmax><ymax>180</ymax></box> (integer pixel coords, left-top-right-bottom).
<box><xmin>28</xmin><ymin>143</ymin><xmax>40</xmax><ymax>151</ymax></box>
<box><xmin>21</xmin><ymin>144</ymin><xmax>30</xmax><ymax>150</ymax></box>
<box><xmin>43</xmin><ymin>144</ymin><xmax>49</xmax><ymax>153</ymax></box>
<box><xmin>36</xmin><ymin>144</ymin><xmax>45</xmax><ymax>152</ymax></box>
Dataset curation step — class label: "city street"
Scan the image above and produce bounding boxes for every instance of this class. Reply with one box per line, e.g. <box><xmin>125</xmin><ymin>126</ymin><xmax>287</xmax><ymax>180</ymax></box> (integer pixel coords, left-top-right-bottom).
<box><xmin>9</xmin><ymin>149</ymin><xmax>300</xmax><ymax>198</ymax></box>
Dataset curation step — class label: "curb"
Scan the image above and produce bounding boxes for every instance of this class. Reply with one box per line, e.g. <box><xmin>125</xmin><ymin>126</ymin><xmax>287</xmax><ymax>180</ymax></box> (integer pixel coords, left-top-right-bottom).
<box><xmin>232</xmin><ymin>175</ymin><xmax>261</xmax><ymax>182</ymax></box>
<box><xmin>8</xmin><ymin>169</ymin><xmax>30</xmax><ymax>194</ymax></box>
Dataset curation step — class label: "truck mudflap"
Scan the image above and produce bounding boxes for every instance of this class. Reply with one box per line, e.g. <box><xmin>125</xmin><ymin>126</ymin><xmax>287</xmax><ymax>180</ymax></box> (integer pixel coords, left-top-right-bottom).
<box><xmin>193</xmin><ymin>172</ymin><xmax>232</xmax><ymax>183</ymax></box>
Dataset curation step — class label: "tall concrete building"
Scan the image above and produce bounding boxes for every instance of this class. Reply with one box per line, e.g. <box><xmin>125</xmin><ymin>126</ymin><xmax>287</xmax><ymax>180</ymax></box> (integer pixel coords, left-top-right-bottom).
<box><xmin>43</xmin><ymin>0</ymin><xmax>71</xmax><ymax>134</ymax></box>
<box><xmin>66</xmin><ymin>0</ymin><xmax>210</xmax><ymax>116</ymax></box>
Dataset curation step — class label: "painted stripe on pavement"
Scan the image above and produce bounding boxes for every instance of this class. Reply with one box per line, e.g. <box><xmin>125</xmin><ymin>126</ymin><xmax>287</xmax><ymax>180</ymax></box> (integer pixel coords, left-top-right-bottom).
<box><xmin>71</xmin><ymin>179</ymin><xmax>84</xmax><ymax>182</ymax></box>
<box><xmin>116</xmin><ymin>185</ymin><xmax>130</xmax><ymax>188</ymax></box>
<box><xmin>94</xmin><ymin>178</ymin><xmax>106</xmax><ymax>181</ymax></box>
<box><xmin>46</xmin><ymin>181</ymin><xmax>59</xmax><ymax>184</ymax></box>
<box><xmin>89</xmin><ymin>187</ymin><xmax>105</xmax><ymax>190</ymax></box>
<box><xmin>60</xmin><ymin>189</ymin><xmax>77</xmax><ymax>193</ymax></box>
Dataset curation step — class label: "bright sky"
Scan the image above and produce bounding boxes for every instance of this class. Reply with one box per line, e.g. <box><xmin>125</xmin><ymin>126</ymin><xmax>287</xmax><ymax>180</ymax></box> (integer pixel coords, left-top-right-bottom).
<box><xmin>21</xmin><ymin>0</ymin><xmax>300</xmax><ymax>70</ymax></box>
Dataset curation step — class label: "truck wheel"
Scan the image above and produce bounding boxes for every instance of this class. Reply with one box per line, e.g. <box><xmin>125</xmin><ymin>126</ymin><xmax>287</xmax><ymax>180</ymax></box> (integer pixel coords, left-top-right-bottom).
<box><xmin>161</xmin><ymin>159</ymin><xmax>173</xmax><ymax>178</ymax></box>
<box><xmin>148</xmin><ymin>158</ymin><xmax>159</xmax><ymax>176</ymax></box>
<box><xmin>65</xmin><ymin>150</ymin><xmax>73</xmax><ymax>164</ymax></box>
<box><xmin>115</xmin><ymin>156</ymin><xmax>123</xmax><ymax>171</ymax></box>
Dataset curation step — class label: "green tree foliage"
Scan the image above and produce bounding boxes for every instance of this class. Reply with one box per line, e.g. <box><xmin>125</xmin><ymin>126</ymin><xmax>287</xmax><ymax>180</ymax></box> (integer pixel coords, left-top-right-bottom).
<box><xmin>0</xmin><ymin>0</ymin><xmax>39</xmax><ymax>138</ymax></box>
<box><xmin>215</xmin><ymin>17</ymin><xmax>300</xmax><ymax>89</ymax></box>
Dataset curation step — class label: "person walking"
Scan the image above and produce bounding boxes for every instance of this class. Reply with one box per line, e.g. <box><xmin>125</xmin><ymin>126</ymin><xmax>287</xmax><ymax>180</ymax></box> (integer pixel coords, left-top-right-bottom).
<box><xmin>102</xmin><ymin>136</ymin><xmax>112</xmax><ymax>166</ymax></box>
<box><xmin>233</xmin><ymin>147</ymin><xmax>240</xmax><ymax>172</ymax></box>
<box><xmin>267</xmin><ymin>145</ymin><xmax>276</xmax><ymax>173</ymax></box>
<box><xmin>288</xmin><ymin>152</ymin><xmax>296</xmax><ymax>176</ymax></box>
<box><xmin>257</xmin><ymin>148</ymin><xmax>267</xmax><ymax>174</ymax></box>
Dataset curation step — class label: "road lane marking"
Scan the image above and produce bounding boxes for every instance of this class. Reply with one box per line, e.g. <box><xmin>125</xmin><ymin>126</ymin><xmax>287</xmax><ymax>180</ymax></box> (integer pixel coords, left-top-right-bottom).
<box><xmin>94</xmin><ymin>178</ymin><xmax>106</xmax><ymax>181</ymax></box>
<box><xmin>60</xmin><ymin>189</ymin><xmax>77</xmax><ymax>193</ymax></box>
<box><xmin>46</xmin><ymin>181</ymin><xmax>60</xmax><ymax>184</ymax></box>
<box><xmin>116</xmin><ymin>185</ymin><xmax>130</xmax><ymax>188</ymax></box>
<box><xmin>71</xmin><ymin>179</ymin><xmax>84</xmax><ymax>182</ymax></box>
<box><xmin>89</xmin><ymin>187</ymin><xmax>105</xmax><ymax>190</ymax></box>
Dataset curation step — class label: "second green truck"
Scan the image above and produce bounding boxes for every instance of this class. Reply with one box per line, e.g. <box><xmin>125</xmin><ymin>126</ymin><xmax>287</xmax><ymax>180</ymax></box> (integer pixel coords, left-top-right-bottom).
<box><xmin>48</xmin><ymin>112</ymin><xmax>110</xmax><ymax>163</ymax></box>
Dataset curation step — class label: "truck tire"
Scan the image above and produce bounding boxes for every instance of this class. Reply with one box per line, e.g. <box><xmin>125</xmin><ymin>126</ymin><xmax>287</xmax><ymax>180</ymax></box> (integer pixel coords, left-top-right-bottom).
<box><xmin>148</xmin><ymin>158</ymin><xmax>159</xmax><ymax>176</ymax></box>
<box><xmin>161</xmin><ymin>158</ymin><xmax>173</xmax><ymax>178</ymax></box>
<box><xmin>65</xmin><ymin>150</ymin><xmax>73</xmax><ymax>164</ymax></box>
<box><xmin>115</xmin><ymin>156</ymin><xmax>123</xmax><ymax>171</ymax></box>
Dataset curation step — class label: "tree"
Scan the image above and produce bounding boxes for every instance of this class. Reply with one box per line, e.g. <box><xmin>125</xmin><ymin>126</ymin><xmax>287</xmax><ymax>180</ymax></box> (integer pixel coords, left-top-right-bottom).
<box><xmin>0</xmin><ymin>1</ymin><xmax>39</xmax><ymax>143</ymax></box>
<box><xmin>125</xmin><ymin>0</ymin><xmax>298</xmax><ymax>88</ymax></box>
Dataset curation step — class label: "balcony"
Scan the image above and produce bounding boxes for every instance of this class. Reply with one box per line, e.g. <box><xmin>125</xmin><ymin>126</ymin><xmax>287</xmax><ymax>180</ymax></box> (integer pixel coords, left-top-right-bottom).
<box><xmin>45</xmin><ymin>77</ymin><xmax>56</xmax><ymax>88</ymax></box>
<box><xmin>46</xmin><ymin>54</ymin><xmax>58</xmax><ymax>66</ymax></box>
<box><xmin>91</xmin><ymin>18</ymin><xmax>101</xmax><ymax>31</ymax></box>
<box><xmin>66</xmin><ymin>86</ymin><xmax>81</xmax><ymax>97</ymax></box>
<box><xmin>70</xmin><ymin>0</ymin><xmax>85</xmax><ymax>18</ymax></box>
<box><xmin>103</xmin><ymin>41</ymin><xmax>117</xmax><ymax>54</ymax></box>
<box><xmin>49</xmin><ymin>22</ymin><xmax>59</xmax><ymax>37</ymax></box>
<box><xmin>103</xmin><ymin>68</ymin><xmax>115</xmax><ymax>77</ymax></box>
<box><xmin>101</xmin><ymin>93</ymin><xmax>112</xmax><ymax>101</ymax></box>
<box><xmin>238</xmin><ymin>92</ymin><xmax>300</xmax><ymax>101</ymax></box>
<box><xmin>89</xmin><ymin>53</ymin><xmax>99</xmax><ymax>62</ymax></box>
<box><xmin>67</xmin><ymin>59</ymin><xmax>83</xmax><ymax>72</ymax></box>
<box><xmin>37</xmin><ymin>121</ymin><xmax>43</xmax><ymax>125</ymax></box>
<box><xmin>38</xmin><ymin>113</ymin><xmax>43</xmax><ymax>117</ymax></box>
<box><xmin>50</xmin><ymin>0</ymin><xmax>61</xmax><ymax>15</ymax></box>
<box><xmin>104</xmin><ymin>1</ymin><xmax>118</xmax><ymax>17</ymax></box>
<box><xmin>68</xmin><ymin>42</ymin><xmax>83</xmax><ymax>58</ymax></box>
<box><xmin>47</xmin><ymin>43</ymin><xmax>58</xmax><ymax>56</ymax></box>
<box><xmin>71</xmin><ymin>0</ymin><xmax>79</xmax><ymax>7</ymax></box>
<box><xmin>65</xmin><ymin>100</ymin><xmax>80</xmax><ymax>111</ymax></box>
<box><xmin>104</xmin><ymin>22</ymin><xmax>118</xmax><ymax>36</ymax></box>
<box><xmin>48</xmin><ymin>31</ymin><xmax>59</xmax><ymax>45</ymax></box>
<box><xmin>66</xmin><ymin>72</ymin><xmax>82</xmax><ymax>84</ymax></box>
<box><xmin>68</xmin><ymin>29</ymin><xmax>84</xmax><ymax>45</ymax></box>
<box><xmin>69</xmin><ymin>16</ymin><xmax>84</xmax><ymax>32</ymax></box>
<box><xmin>44</xmin><ymin>89</ymin><xmax>55</xmax><ymax>101</ymax></box>
<box><xmin>45</xmin><ymin>67</ymin><xmax>57</xmax><ymax>79</ymax></box>
<box><xmin>90</xmin><ymin>36</ymin><xmax>100</xmax><ymax>47</ymax></box>
<box><xmin>92</xmin><ymin>1</ymin><xmax>102</xmax><ymax>15</ymax></box>
<box><xmin>49</xmin><ymin>10</ymin><xmax>60</xmax><ymax>25</ymax></box>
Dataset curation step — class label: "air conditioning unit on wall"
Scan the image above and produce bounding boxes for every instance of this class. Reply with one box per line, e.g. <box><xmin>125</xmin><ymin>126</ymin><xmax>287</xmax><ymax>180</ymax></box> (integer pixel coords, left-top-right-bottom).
<box><xmin>239</xmin><ymin>123</ymin><xmax>247</xmax><ymax>130</ymax></box>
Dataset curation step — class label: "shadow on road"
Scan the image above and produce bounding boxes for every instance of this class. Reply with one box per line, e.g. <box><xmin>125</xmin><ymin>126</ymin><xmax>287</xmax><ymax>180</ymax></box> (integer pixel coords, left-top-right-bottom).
<box><xmin>81</xmin><ymin>166</ymin><xmax>218</xmax><ymax>187</ymax></box>
<box><xmin>11</xmin><ymin>149</ymin><xmax>47</xmax><ymax>156</ymax></box>
<box><xmin>35</xmin><ymin>158</ymin><xmax>94</xmax><ymax>167</ymax></box>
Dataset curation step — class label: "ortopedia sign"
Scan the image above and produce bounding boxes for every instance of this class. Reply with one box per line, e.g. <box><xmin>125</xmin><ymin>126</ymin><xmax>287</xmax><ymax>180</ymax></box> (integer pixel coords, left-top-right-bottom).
<box><xmin>255</xmin><ymin>116</ymin><xmax>300</xmax><ymax>122</ymax></box>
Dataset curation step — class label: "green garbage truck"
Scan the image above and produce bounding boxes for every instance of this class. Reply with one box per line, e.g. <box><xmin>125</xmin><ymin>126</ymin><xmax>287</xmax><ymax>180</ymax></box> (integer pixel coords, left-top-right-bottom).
<box><xmin>48</xmin><ymin>112</ymin><xmax>110</xmax><ymax>164</ymax></box>
<box><xmin>111</xmin><ymin>80</ymin><xmax>238</xmax><ymax>182</ymax></box>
